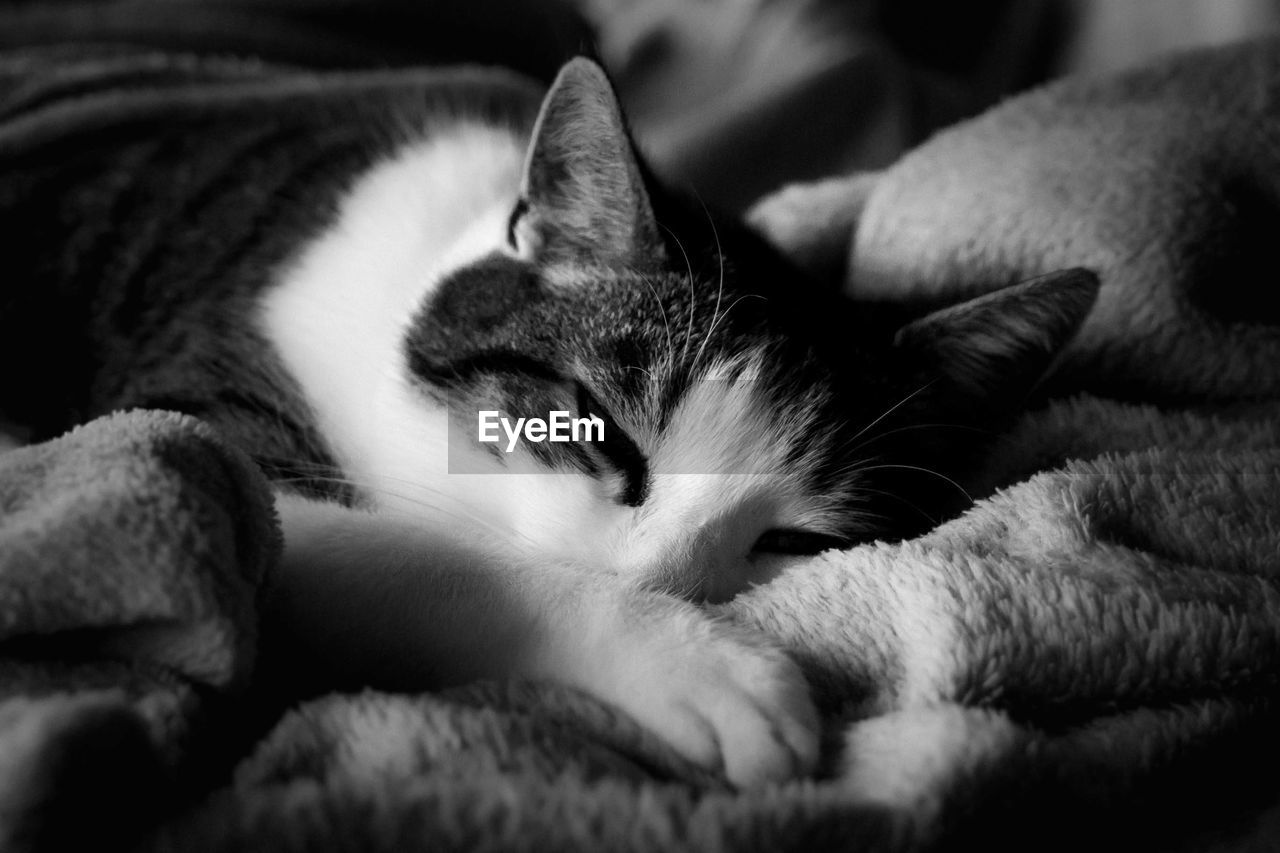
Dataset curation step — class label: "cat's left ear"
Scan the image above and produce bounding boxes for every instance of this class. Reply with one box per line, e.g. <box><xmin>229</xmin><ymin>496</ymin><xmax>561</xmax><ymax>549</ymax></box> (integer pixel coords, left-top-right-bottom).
<box><xmin>893</xmin><ymin>269</ymin><xmax>1100</xmax><ymax>401</ymax></box>
<box><xmin>512</xmin><ymin>57</ymin><xmax>665</xmax><ymax>267</ymax></box>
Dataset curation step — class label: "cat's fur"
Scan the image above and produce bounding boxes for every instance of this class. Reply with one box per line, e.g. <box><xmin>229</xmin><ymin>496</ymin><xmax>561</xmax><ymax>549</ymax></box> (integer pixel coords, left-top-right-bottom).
<box><xmin>0</xmin><ymin>57</ymin><xmax>1096</xmax><ymax>785</ymax></box>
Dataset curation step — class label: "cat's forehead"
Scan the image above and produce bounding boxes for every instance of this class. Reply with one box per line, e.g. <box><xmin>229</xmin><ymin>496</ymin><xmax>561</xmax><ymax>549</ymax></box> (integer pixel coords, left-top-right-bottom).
<box><xmin>411</xmin><ymin>250</ymin><xmax>782</xmax><ymax>381</ymax></box>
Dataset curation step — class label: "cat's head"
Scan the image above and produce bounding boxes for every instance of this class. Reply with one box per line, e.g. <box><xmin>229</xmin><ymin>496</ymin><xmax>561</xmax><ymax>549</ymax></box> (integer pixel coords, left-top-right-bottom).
<box><xmin>401</xmin><ymin>58</ymin><xmax>1097</xmax><ymax>601</ymax></box>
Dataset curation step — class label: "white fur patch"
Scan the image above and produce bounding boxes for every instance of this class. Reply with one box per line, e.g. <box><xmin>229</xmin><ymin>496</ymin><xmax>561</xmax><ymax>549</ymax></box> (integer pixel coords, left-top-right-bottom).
<box><xmin>259</xmin><ymin>123</ymin><xmax>527</xmax><ymax>527</ymax></box>
<box><xmin>487</xmin><ymin>355</ymin><xmax>846</xmax><ymax>599</ymax></box>
<box><xmin>618</xmin><ymin>358</ymin><xmax>838</xmax><ymax>600</ymax></box>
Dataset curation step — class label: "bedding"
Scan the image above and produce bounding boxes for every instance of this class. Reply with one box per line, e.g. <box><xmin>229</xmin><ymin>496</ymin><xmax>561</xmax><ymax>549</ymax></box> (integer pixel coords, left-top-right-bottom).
<box><xmin>3</xmin><ymin>7</ymin><xmax>1280</xmax><ymax>852</ymax></box>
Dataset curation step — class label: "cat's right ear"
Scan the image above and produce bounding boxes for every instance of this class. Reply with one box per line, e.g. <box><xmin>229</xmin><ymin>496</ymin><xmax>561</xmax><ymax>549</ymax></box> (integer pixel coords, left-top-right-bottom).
<box><xmin>893</xmin><ymin>269</ymin><xmax>1099</xmax><ymax>403</ymax></box>
<box><xmin>511</xmin><ymin>57</ymin><xmax>665</xmax><ymax>268</ymax></box>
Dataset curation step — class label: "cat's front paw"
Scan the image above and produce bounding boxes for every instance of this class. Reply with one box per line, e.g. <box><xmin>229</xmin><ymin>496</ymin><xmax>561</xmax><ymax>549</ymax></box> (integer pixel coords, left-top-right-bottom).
<box><xmin>595</xmin><ymin>599</ymin><xmax>819</xmax><ymax>787</ymax></box>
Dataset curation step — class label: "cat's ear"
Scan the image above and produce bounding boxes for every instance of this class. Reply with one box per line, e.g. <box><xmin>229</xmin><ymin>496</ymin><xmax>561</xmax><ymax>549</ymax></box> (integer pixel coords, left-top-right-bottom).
<box><xmin>893</xmin><ymin>269</ymin><xmax>1099</xmax><ymax>401</ymax></box>
<box><xmin>511</xmin><ymin>57</ymin><xmax>664</xmax><ymax>267</ymax></box>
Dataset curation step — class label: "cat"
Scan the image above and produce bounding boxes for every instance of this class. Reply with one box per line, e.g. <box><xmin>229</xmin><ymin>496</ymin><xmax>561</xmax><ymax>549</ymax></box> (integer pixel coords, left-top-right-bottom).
<box><xmin>0</xmin><ymin>56</ymin><xmax>1097</xmax><ymax>785</ymax></box>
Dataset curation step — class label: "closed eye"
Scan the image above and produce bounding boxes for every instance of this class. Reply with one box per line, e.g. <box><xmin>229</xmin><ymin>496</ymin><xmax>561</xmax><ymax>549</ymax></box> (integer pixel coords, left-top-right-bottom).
<box><xmin>751</xmin><ymin>529</ymin><xmax>848</xmax><ymax>556</ymax></box>
<box><xmin>575</xmin><ymin>381</ymin><xmax>649</xmax><ymax>507</ymax></box>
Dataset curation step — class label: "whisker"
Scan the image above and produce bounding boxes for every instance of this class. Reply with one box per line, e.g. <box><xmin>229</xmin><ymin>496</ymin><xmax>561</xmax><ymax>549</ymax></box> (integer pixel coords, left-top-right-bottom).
<box><xmin>844</xmin><ymin>421</ymin><xmax>990</xmax><ymax>457</ymax></box>
<box><xmin>691</xmin><ymin>194</ymin><xmax>725</xmax><ymax>375</ymax></box>
<box><xmin>622</xmin><ymin>365</ymin><xmax>656</xmax><ymax>380</ymax></box>
<box><xmin>854</xmin><ymin>486</ymin><xmax>940</xmax><ymax>528</ymax></box>
<box><xmin>658</xmin><ymin>221</ymin><xmax>698</xmax><ymax>364</ymax></box>
<box><xmin>271</xmin><ymin>474</ymin><xmax>471</xmax><ymax>519</ymax></box>
<box><xmin>694</xmin><ymin>293</ymin><xmax>765</xmax><ymax>373</ymax></box>
<box><xmin>638</xmin><ymin>272</ymin><xmax>676</xmax><ymax>369</ymax></box>
<box><xmin>854</xmin><ymin>464</ymin><xmax>974</xmax><ymax>503</ymax></box>
<box><xmin>842</xmin><ymin>381</ymin><xmax>939</xmax><ymax>451</ymax></box>
<box><xmin>268</xmin><ymin>470</ymin><xmax>542</xmax><ymax>550</ymax></box>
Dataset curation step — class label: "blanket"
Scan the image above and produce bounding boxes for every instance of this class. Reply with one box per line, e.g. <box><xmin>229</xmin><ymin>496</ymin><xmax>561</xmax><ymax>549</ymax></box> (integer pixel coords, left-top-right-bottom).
<box><xmin>0</xmin><ymin>411</ymin><xmax>276</xmax><ymax>852</ymax></box>
<box><xmin>4</xmin><ymin>18</ymin><xmax>1280</xmax><ymax>853</ymax></box>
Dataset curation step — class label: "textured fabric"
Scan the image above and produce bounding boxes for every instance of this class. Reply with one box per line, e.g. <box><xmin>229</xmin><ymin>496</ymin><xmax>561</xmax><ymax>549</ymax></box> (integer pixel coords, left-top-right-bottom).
<box><xmin>0</xmin><ymin>410</ymin><xmax>276</xmax><ymax>852</ymax></box>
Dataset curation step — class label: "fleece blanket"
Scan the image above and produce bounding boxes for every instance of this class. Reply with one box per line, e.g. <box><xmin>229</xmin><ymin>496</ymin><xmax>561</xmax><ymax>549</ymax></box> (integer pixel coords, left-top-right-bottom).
<box><xmin>4</xmin><ymin>24</ymin><xmax>1280</xmax><ymax>853</ymax></box>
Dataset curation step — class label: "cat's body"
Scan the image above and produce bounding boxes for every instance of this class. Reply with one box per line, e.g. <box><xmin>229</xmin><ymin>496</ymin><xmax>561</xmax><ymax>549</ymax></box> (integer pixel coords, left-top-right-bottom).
<box><xmin>0</xmin><ymin>67</ymin><xmax>543</xmax><ymax>486</ymax></box>
<box><xmin>0</xmin><ymin>58</ymin><xmax>1096</xmax><ymax>784</ymax></box>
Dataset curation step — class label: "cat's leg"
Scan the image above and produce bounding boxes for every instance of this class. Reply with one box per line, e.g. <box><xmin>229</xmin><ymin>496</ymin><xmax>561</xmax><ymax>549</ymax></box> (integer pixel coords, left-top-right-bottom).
<box><xmin>264</xmin><ymin>493</ymin><xmax>819</xmax><ymax>786</ymax></box>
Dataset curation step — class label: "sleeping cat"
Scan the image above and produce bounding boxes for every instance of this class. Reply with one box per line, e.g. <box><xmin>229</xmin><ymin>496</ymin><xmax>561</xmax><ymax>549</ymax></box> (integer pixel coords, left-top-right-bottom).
<box><xmin>0</xmin><ymin>57</ymin><xmax>1096</xmax><ymax>785</ymax></box>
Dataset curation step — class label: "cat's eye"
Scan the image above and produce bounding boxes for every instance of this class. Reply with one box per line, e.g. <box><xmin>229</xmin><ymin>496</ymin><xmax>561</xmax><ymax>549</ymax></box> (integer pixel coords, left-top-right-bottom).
<box><xmin>751</xmin><ymin>529</ymin><xmax>847</xmax><ymax>556</ymax></box>
<box><xmin>574</xmin><ymin>381</ymin><xmax>649</xmax><ymax>507</ymax></box>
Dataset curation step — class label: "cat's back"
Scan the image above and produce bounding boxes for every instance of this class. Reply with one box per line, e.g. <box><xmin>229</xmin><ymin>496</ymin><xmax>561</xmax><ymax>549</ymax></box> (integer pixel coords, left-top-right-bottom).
<box><xmin>0</xmin><ymin>61</ymin><xmax>546</xmax><ymax>322</ymax></box>
<box><xmin>0</xmin><ymin>60</ymin><xmax>544</xmax><ymax>453</ymax></box>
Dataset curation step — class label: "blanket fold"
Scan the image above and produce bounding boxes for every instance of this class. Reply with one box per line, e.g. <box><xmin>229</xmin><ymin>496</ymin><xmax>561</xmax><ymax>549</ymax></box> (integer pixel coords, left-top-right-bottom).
<box><xmin>750</xmin><ymin>39</ymin><xmax>1280</xmax><ymax>405</ymax></box>
<box><xmin>0</xmin><ymin>409</ymin><xmax>276</xmax><ymax>852</ymax></box>
<box><xmin>103</xmin><ymin>395</ymin><xmax>1278</xmax><ymax>853</ymax></box>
